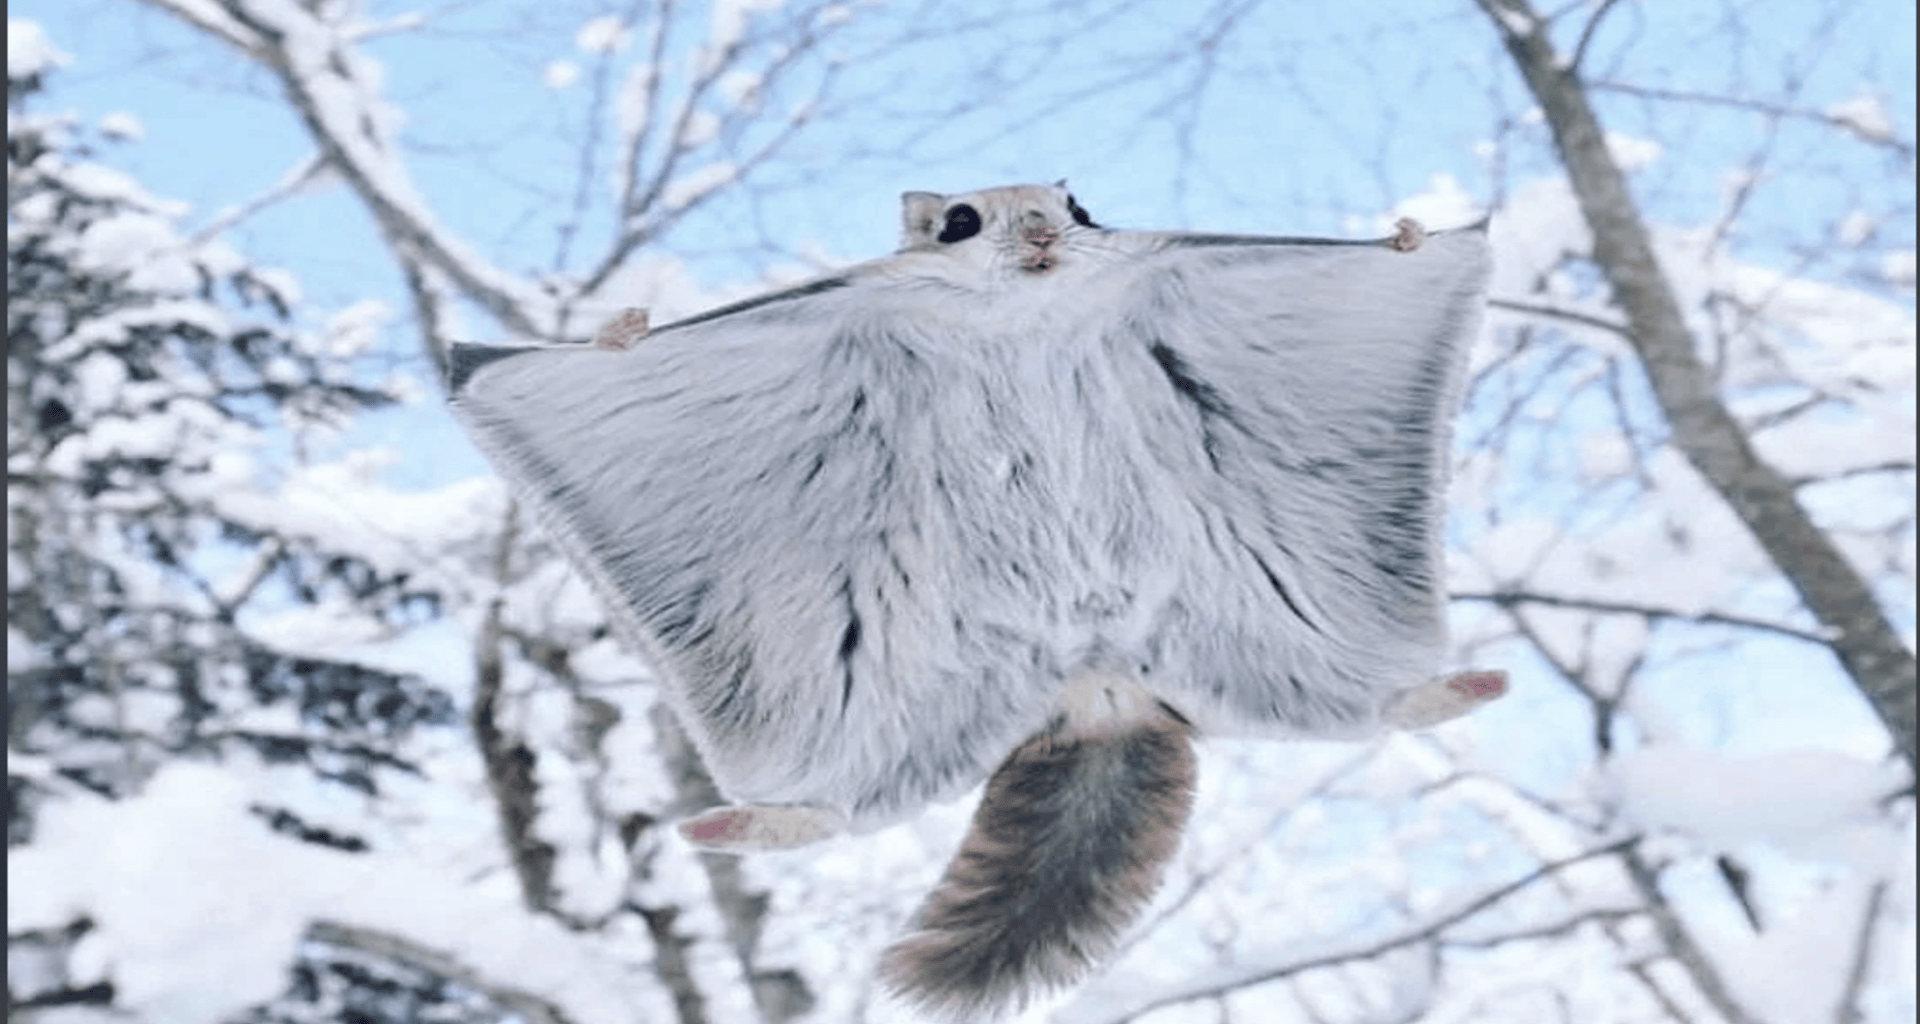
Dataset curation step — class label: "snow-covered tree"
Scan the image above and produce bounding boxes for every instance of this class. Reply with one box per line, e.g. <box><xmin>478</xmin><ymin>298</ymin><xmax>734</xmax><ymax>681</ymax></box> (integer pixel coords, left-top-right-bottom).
<box><xmin>9</xmin><ymin>8</ymin><xmax>851</xmax><ymax>1020</ymax></box>
<box><xmin>5</xmin><ymin>25</ymin><xmax>488</xmax><ymax>1017</ymax></box>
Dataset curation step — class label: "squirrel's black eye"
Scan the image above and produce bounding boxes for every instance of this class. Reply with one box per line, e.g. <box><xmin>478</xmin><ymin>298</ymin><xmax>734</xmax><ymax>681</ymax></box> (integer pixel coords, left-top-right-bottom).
<box><xmin>938</xmin><ymin>203</ymin><xmax>982</xmax><ymax>243</ymax></box>
<box><xmin>1066</xmin><ymin>196</ymin><xmax>1099</xmax><ymax>229</ymax></box>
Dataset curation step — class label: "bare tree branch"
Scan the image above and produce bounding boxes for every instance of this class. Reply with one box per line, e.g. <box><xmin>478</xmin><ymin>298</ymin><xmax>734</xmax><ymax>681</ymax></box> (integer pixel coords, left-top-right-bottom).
<box><xmin>1626</xmin><ymin>957</ymin><xmax>1699</xmax><ymax>1024</ymax></box>
<box><xmin>140</xmin><ymin>0</ymin><xmax>547</xmax><ymax>339</ymax></box>
<box><xmin>1090</xmin><ymin>838</ymin><xmax>1642</xmax><ymax>1023</ymax></box>
<box><xmin>1473</xmin><ymin>0</ymin><xmax>1917</xmax><ymax>778</ymax></box>
<box><xmin>1488</xmin><ymin>296</ymin><xmax>1632</xmax><ymax>336</ymax></box>
<box><xmin>1100</xmin><ymin>746</ymin><xmax>1385</xmax><ymax>967</ymax></box>
<box><xmin>1454</xmin><ymin>589</ymin><xmax>1834</xmax><ymax>646</ymax></box>
<box><xmin>306</xmin><ymin>919</ymin><xmax>579</xmax><ymax>1024</ymax></box>
<box><xmin>1790</xmin><ymin>461</ymin><xmax>1917</xmax><ymax>489</ymax></box>
<box><xmin>399</xmin><ymin>254</ymin><xmax>455</xmax><ymax>388</ymax></box>
<box><xmin>1516</xmin><ymin>606</ymin><xmax>1767</xmax><ymax>1024</ymax></box>
<box><xmin>575</xmin><ymin>10</ymin><xmax>843</xmax><ymax>302</ymax></box>
<box><xmin>1441</xmin><ymin>906</ymin><xmax>1643</xmax><ymax>948</ymax></box>
<box><xmin>127</xmin><ymin>0</ymin><xmax>262</xmax><ymax>57</ymax></box>
<box><xmin>187</xmin><ymin>153</ymin><xmax>327</xmax><ymax>247</ymax></box>
<box><xmin>1619</xmin><ymin>845</ymin><xmax>1766</xmax><ymax>1024</ymax></box>
<box><xmin>1586</xmin><ymin>80</ymin><xmax>1916</xmax><ymax>160</ymax></box>
<box><xmin>1835</xmin><ymin>881</ymin><xmax>1890</xmax><ymax>1024</ymax></box>
<box><xmin>1567</xmin><ymin>0</ymin><xmax>1626</xmax><ymax>75</ymax></box>
<box><xmin>471</xmin><ymin>499</ymin><xmax>559</xmax><ymax>913</ymax></box>
<box><xmin>647</xmin><ymin>702</ymin><xmax>815</xmax><ymax>1023</ymax></box>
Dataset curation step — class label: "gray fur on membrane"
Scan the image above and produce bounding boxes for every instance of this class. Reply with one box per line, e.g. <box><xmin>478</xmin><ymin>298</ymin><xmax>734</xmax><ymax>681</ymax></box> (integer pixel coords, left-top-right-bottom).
<box><xmin>449</xmin><ymin>184</ymin><xmax>1497</xmax><ymax>1018</ymax></box>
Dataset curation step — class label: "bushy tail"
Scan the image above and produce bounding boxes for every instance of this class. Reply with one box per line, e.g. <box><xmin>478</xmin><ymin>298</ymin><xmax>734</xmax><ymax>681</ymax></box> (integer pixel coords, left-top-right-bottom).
<box><xmin>879</xmin><ymin>675</ymin><xmax>1197</xmax><ymax>1021</ymax></box>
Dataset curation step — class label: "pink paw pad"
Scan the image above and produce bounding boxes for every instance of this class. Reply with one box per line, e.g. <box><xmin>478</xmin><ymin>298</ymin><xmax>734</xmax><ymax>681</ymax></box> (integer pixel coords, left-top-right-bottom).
<box><xmin>1447</xmin><ymin>671</ymin><xmax>1508</xmax><ymax>700</ymax></box>
<box><xmin>682</xmin><ymin>810</ymin><xmax>748</xmax><ymax>844</ymax></box>
<box><xmin>593</xmin><ymin>308</ymin><xmax>651</xmax><ymax>351</ymax></box>
<box><xmin>1390</xmin><ymin>217</ymin><xmax>1427</xmax><ymax>253</ymax></box>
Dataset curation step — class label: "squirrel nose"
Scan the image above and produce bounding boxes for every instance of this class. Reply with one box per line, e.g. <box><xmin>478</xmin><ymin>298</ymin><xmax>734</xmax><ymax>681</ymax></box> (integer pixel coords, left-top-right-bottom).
<box><xmin>1021</xmin><ymin>210</ymin><xmax>1058</xmax><ymax>244</ymax></box>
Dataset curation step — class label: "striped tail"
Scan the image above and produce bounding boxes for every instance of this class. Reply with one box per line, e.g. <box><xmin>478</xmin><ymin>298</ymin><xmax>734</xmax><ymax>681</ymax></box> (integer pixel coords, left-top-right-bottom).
<box><xmin>879</xmin><ymin>674</ymin><xmax>1197</xmax><ymax>1021</ymax></box>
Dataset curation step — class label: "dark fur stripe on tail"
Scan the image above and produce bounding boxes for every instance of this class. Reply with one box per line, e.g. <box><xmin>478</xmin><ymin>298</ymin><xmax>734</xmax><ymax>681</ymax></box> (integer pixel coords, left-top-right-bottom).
<box><xmin>878</xmin><ymin>701</ymin><xmax>1197</xmax><ymax>1021</ymax></box>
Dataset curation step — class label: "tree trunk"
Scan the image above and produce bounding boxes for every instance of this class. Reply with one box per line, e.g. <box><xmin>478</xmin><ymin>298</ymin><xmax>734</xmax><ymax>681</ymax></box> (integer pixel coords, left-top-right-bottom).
<box><xmin>1473</xmin><ymin>0</ymin><xmax>1917</xmax><ymax>777</ymax></box>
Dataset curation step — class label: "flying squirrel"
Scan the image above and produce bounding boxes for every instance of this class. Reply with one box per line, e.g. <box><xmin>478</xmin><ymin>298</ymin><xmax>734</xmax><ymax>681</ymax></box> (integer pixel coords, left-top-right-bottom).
<box><xmin>449</xmin><ymin>183</ymin><xmax>1504</xmax><ymax>1020</ymax></box>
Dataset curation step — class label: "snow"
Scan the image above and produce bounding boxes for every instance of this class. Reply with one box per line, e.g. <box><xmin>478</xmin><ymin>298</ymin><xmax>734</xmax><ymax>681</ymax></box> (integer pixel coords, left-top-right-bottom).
<box><xmin>7</xmin><ymin>758</ymin><xmax>675</xmax><ymax>1024</ymax></box>
<box><xmin>543</xmin><ymin>59</ymin><xmax>581</xmax><ymax>89</ymax></box>
<box><xmin>76</xmin><ymin>213</ymin><xmax>202</xmax><ymax>293</ymax></box>
<box><xmin>1666</xmin><ymin>853</ymin><xmax>1907</xmax><ymax>1024</ymax></box>
<box><xmin>96</xmin><ymin>111</ymin><xmax>145</xmax><ymax>140</ymax></box>
<box><xmin>12</xmin><ymin>764</ymin><xmax>319</xmax><ymax>1019</ymax></box>
<box><xmin>7</xmin><ymin>18</ymin><xmax>70</xmax><ymax>77</ymax></box>
<box><xmin>709</xmin><ymin>0</ymin><xmax>785</xmax><ymax>53</ymax></box>
<box><xmin>1577</xmin><ymin>430</ymin><xmax>1636</xmax><ymax>480</ymax></box>
<box><xmin>683</xmin><ymin>108</ymin><xmax>721</xmax><ymax>147</ymax></box>
<box><xmin>661</xmin><ymin>161</ymin><xmax>739</xmax><ymax>210</ymax></box>
<box><xmin>614</xmin><ymin>63</ymin><xmax>656</xmax><ymax>141</ymax></box>
<box><xmin>205</xmin><ymin>455</ymin><xmax>510</xmax><ymax>599</ymax></box>
<box><xmin>575</xmin><ymin>15</ymin><xmax>629</xmax><ymax>54</ymax></box>
<box><xmin>73</xmin><ymin>351</ymin><xmax>129</xmax><ymax>415</ymax></box>
<box><xmin>253</xmin><ymin>265</ymin><xmax>303</xmax><ymax>306</ymax></box>
<box><xmin>1604</xmin><ymin>131</ymin><xmax>1663</xmax><ymax>171</ymax></box>
<box><xmin>1754</xmin><ymin>402</ymin><xmax>1916</xmax><ymax>480</ymax></box>
<box><xmin>1840</xmin><ymin>211</ymin><xmax>1878</xmax><ymax>246</ymax></box>
<box><xmin>718</xmin><ymin>69</ymin><xmax>763</xmax><ymax>107</ymax></box>
<box><xmin>312</xmin><ymin>297</ymin><xmax>389</xmax><ymax>358</ymax></box>
<box><xmin>63</xmin><ymin>161</ymin><xmax>168</xmax><ymax>208</ymax></box>
<box><xmin>1488</xmin><ymin>4</ymin><xmax>1536</xmax><ymax>36</ymax></box>
<box><xmin>1391</xmin><ymin>172</ymin><xmax>1483</xmax><ymax>229</ymax></box>
<box><xmin>1886</xmin><ymin>249</ymin><xmax>1916</xmax><ymax>290</ymax></box>
<box><xmin>1608</xmin><ymin>746</ymin><xmax>1905</xmax><ymax>859</ymax></box>
<box><xmin>1827</xmin><ymin>93</ymin><xmax>1895</xmax><ymax>141</ymax></box>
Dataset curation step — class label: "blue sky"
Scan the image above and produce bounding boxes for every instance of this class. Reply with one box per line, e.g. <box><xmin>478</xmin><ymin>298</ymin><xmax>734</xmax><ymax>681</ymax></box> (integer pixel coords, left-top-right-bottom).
<box><xmin>14</xmin><ymin>0</ymin><xmax>1913</xmax><ymax>758</ymax></box>
<box><xmin>20</xmin><ymin>0</ymin><xmax>1912</xmax><ymax>305</ymax></box>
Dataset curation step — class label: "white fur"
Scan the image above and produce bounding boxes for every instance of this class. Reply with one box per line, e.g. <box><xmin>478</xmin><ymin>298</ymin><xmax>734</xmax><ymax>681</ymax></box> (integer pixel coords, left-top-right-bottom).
<box><xmin>449</xmin><ymin>184</ymin><xmax>1494</xmax><ymax>835</ymax></box>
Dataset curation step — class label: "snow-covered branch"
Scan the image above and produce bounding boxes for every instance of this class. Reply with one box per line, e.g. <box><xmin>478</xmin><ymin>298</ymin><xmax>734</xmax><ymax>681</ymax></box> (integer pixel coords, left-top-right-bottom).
<box><xmin>305</xmin><ymin>920</ymin><xmax>581</xmax><ymax>1024</ymax></box>
<box><xmin>187</xmin><ymin>153</ymin><xmax>328</xmax><ymax>247</ymax></box>
<box><xmin>1072</xmin><ymin>838</ymin><xmax>1643</xmax><ymax>1024</ymax></box>
<box><xmin>1618</xmin><ymin>845</ymin><xmax>1766</xmax><ymax>1024</ymax></box>
<box><xmin>572</xmin><ymin>2</ymin><xmax>848</xmax><ymax>305</ymax></box>
<box><xmin>140</xmin><ymin>0</ymin><xmax>548</xmax><ymax>338</ymax></box>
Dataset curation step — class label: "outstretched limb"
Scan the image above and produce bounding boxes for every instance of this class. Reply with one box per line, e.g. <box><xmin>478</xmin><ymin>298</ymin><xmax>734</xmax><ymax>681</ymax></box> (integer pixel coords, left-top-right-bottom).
<box><xmin>1383</xmin><ymin>669</ymin><xmax>1508</xmax><ymax>730</ymax></box>
<box><xmin>678</xmin><ymin>804</ymin><xmax>847</xmax><ymax>853</ymax></box>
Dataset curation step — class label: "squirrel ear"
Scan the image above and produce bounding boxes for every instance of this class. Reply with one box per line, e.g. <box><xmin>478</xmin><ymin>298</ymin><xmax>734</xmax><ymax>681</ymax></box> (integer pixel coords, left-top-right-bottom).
<box><xmin>900</xmin><ymin>191</ymin><xmax>948</xmax><ymax>248</ymax></box>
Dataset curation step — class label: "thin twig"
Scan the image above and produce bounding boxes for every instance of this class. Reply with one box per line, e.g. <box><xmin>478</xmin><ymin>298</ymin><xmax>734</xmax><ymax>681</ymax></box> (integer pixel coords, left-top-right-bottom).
<box><xmin>1453</xmin><ymin>589</ymin><xmax>1833</xmax><ymax>646</ymax></box>
<box><xmin>1568</xmin><ymin>0</ymin><xmax>1625</xmax><ymax>75</ymax></box>
<box><xmin>188</xmin><ymin>154</ymin><xmax>327</xmax><ymax>247</ymax></box>
<box><xmin>1488</xmin><ymin>296</ymin><xmax>1632</xmax><ymax>337</ymax></box>
<box><xmin>1587</xmin><ymin>80</ymin><xmax>1916</xmax><ymax>159</ymax></box>
<box><xmin>1834</xmin><ymin>881</ymin><xmax>1890</xmax><ymax>1024</ymax></box>
<box><xmin>1096</xmin><ymin>837</ymin><xmax>1642</xmax><ymax>1023</ymax></box>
